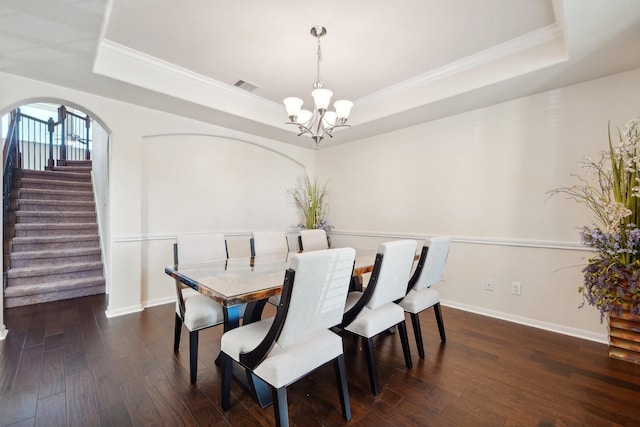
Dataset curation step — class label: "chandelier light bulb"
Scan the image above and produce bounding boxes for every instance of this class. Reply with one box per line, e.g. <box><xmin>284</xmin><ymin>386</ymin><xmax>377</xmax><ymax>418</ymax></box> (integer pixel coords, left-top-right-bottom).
<box><xmin>334</xmin><ymin>100</ymin><xmax>353</xmax><ymax>121</ymax></box>
<box><xmin>283</xmin><ymin>97</ymin><xmax>303</xmax><ymax>121</ymax></box>
<box><xmin>311</xmin><ymin>88</ymin><xmax>333</xmax><ymax>111</ymax></box>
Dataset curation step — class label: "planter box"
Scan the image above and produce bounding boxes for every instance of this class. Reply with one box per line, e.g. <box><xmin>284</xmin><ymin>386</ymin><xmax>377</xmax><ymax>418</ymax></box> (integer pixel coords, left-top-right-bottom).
<box><xmin>608</xmin><ymin>301</ymin><xmax>640</xmax><ymax>364</ymax></box>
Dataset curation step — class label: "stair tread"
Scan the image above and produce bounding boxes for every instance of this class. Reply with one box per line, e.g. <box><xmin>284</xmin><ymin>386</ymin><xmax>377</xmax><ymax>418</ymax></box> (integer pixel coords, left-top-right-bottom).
<box><xmin>17</xmin><ymin>199</ymin><xmax>94</xmax><ymax>206</ymax></box>
<box><xmin>20</xmin><ymin>176</ymin><xmax>91</xmax><ymax>185</ymax></box>
<box><xmin>15</xmin><ymin>223</ymin><xmax>97</xmax><ymax>228</ymax></box>
<box><xmin>4</xmin><ymin>276</ymin><xmax>105</xmax><ymax>297</ymax></box>
<box><xmin>18</xmin><ymin>188</ymin><xmax>92</xmax><ymax>195</ymax></box>
<box><xmin>8</xmin><ymin>261</ymin><xmax>103</xmax><ymax>277</ymax></box>
<box><xmin>16</xmin><ymin>210</ymin><xmax>96</xmax><ymax>216</ymax></box>
<box><xmin>22</xmin><ymin>170</ymin><xmax>91</xmax><ymax>178</ymax></box>
<box><xmin>13</xmin><ymin>234</ymin><xmax>99</xmax><ymax>243</ymax></box>
<box><xmin>11</xmin><ymin>247</ymin><xmax>101</xmax><ymax>259</ymax></box>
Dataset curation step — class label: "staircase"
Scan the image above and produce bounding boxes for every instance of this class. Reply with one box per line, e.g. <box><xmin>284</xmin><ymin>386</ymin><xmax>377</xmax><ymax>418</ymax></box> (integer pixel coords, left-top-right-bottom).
<box><xmin>4</xmin><ymin>160</ymin><xmax>105</xmax><ymax>308</ymax></box>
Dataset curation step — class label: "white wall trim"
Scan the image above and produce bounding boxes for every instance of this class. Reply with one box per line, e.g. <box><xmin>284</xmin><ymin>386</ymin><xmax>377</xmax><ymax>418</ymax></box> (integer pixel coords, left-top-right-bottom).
<box><xmin>112</xmin><ymin>228</ymin><xmax>302</xmax><ymax>243</ymax></box>
<box><xmin>113</xmin><ymin>229</ymin><xmax>587</xmax><ymax>249</ymax></box>
<box><xmin>441</xmin><ymin>299</ymin><xmax>608</xmax><ymax>344</ymax></box>
<box><xmin>331</xmin><ymin>230</ymin><xmax>586</xmax><ymax>251</ymax></box>
<box><xmin>0</xmin><ymin>325</ymin><xmax>7</xmax><ymax>340</ymax></box>
<box><xmin>143</xmin><ymin>295</ymin><xmax>176</xmax><ymax>309</ymax></box>
<box><xmin>105</xmin><ymin>304</ymin><xmax>143</xmax><ymax>318</ymax></box>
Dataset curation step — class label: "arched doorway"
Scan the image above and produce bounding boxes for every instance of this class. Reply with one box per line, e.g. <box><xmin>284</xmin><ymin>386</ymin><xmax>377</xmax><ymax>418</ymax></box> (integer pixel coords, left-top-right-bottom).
<box><xmin>1</xmin><ymin>101</ymin><xmax>110</xmax><ymax>316</ymax></box>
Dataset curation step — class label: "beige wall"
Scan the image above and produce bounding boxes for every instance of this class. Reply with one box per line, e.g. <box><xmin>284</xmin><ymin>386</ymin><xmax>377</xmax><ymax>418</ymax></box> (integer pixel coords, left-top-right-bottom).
<box><xmin>317</xmin><ymin>67</ymin><xmax>640</xmax><ymax>342</ymax></box>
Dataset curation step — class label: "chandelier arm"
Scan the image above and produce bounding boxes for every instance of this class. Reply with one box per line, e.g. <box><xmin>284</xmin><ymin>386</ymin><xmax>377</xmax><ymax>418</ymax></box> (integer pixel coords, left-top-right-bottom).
<box><xmin>319</xmin><ymin>123</ymin><xmax>351</xmax><ymax>139</ymax></box>
<box><xmin>289</xmin><ymin>122</ymin><xmax>312</xmax><ymax>137</ymax></box>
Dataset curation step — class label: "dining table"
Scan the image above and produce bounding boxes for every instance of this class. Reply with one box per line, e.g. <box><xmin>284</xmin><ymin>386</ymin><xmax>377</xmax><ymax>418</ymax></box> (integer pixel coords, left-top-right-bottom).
<box><xmin>164</xmin><ymin>247</ymin><xmax>379</xmax><ymax>407</ymax></box>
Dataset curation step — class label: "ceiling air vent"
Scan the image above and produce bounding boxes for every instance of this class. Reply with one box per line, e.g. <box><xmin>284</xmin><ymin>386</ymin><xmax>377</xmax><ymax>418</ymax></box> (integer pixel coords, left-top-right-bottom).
<box><xmin>233</xmin><ymin>79</ymin><xmax>258</xmax><ymax>92</ymax></box>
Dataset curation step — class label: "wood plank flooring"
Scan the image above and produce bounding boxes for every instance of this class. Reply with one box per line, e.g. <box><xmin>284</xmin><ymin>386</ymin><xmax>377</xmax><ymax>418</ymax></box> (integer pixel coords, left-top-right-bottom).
<box><xmin>2</xmin><ymin>294</ymin><xmax>640</xmax><ymax>426</ymax></box>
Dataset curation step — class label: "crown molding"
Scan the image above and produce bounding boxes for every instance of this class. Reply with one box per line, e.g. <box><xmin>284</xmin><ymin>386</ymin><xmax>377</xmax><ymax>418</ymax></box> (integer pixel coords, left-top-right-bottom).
<box><xmin>93</xmin><ymin>39</ymin><xmax>288</xmax><ymax>129</ymax></box>
<box><xmin>357</xmin><ymin>23</ymin><xmax>566</xmax><ymax>108</ymax></box>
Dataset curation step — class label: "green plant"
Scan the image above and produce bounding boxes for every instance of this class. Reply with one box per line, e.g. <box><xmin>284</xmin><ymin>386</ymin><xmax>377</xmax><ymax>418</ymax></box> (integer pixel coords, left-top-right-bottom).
<box><xmin>550</xmin><ymin>117</ymin><xmax>640</xmax><ymax>319</ymax></box>
<box><xmin>288</xmin><ymin>175</ymin><xmax>333</xmax><ymax>231</ymax></box>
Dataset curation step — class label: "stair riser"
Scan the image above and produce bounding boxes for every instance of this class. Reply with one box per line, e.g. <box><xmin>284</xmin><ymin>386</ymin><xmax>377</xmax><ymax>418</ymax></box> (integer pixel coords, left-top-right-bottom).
<box><xmin>14</xmin><ymin>226</ymin><xmax>98</xmax><ymax>237</ymax></box>
<box><xmin>8</xmin><ymin>267</ymin><xmax>104</xmax><ymax>286</ymax></box>
<box><xmin>20</xmin><ymin>181</ymin><xmax>92</xmax><ymax>192</ymax></box>
<box><xmin>15</xmin><ymin>191</ymin><xmax>93</xmax><ymax>202</ymax></box>
<box><xmin>15</xmin><ymin>201</ymin><xmax>95</xmax><ymax>212</ymax></box>
<box><xmin>4</xmin><ymin>284</ymin><xmax>105</xmax><ymax>308</ymax></box>
<box><xmin>60</xmin><ymin>160</ymin><xmax>92</xmax><ymax>167</ymax></box>
<box><xmin>52</xmin><ymin>167</ymin><xmax>92</xmax><ymax>173</ymax></box>
<box><xmin>12</xmin><ymin>240</ymin><xmax>100</xmax><ymax>252</ymax></box>
<box><xmin>11</xmin><ymin>253</ymin><xmax>102</xmax><ymax>268</ymax></box>
<box><xmin>15</xmin><ymin>214</ymin><xmax>97</xmax><ymax>224</ymax></box>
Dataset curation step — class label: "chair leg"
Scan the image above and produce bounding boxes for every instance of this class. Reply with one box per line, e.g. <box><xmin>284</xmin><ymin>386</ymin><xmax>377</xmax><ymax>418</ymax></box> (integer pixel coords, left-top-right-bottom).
<box><xmin>189</xmin><ymin>330</ymin><xmax>199</xmax><ymax>383</ymax></box>
<box><xmin>272</xmin><ymin>386</ymin><xmax>289</xmax><ymax>427</ymax></box>
<box><xmin>173</xmin><ymin>313</ymin><xmax>182</xmax><ymax>352</ymax></box>
<box><xmin>433</xmin><ymin>302</ymin><xmax>446</xmax><ymax>342</ymax></box>
<box><xmin>221</xmin><ymin>353</ymin><xmax>232</xmax><ymax>411</ymax></box>
<box><xmin>333</xmin><ymin>354</ymin><xmax>352</xmax><ymax>421</ymax></box>
<box><xmin>410</xmin><ymin>312</ymin><xmax>425</xmax><ymax>359</ymax></box>
<box><xmin>397</xmin><ymin>320</ymin><xmax>413</xmax><ymax>369</ymax></box>
<box><xmin>362</xmin><ymin>336</ymin><xmax>379</xmax><ymax>395</ymax></box>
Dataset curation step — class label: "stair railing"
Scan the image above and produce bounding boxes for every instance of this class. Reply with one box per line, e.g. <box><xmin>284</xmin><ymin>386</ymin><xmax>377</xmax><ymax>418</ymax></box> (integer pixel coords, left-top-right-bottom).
<box><xmin>3</xmin><ymin>106</ymin><xmax>92</xmax><ymax>173</ymax></box>
<box><xmin>3</xmin><ymin>110</ymin><xmax>20</xmax><ymax>278</ymax></box>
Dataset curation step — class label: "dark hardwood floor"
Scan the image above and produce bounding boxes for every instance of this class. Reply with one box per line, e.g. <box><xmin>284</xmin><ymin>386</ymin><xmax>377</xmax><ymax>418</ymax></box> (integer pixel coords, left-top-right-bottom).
<box><xmin>2</xmin><ymin>294</ymin><xmax>640</xmax><ymax>426</ymax></box>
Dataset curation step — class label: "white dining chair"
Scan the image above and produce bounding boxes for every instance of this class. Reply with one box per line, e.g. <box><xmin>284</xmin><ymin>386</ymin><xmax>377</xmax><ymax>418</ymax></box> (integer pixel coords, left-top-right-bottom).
<box><xmin>397</xmin><ymin>236</ymin><xmax>451</xmax><ymax>358</ymax></box>
<box><xmin>338</xmin><ymin>239</ymin><xmax>418</xmax><ymax>395</ymax></box>
<box><xmin>251</xmin><ymin>230</ymin><xmax>289</xmax><ymax>256</ymax></box>
<box><xmin>173</xmin><ymin>233</ymin><xmax>232</xmax><ymax>383</ymax></box>
<box><xmin>220</xmin><ymin>247</ymin><xmax>356</xmax><ymax>427</ymax></box>
<box><xmin>251</xmin><ymin>230</ymin><xmax>290</xmax><ymax>306</ymax></box>
<box><xmin>299</xmin><ymin>228</ymin><xmax>329</xmax><ymax>251</ymax></box>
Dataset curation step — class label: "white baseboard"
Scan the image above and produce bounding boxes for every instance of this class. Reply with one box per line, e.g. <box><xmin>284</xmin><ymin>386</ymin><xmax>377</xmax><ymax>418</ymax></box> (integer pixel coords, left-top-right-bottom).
<box><xmin>441</xmin><ymin>299</ymin><xmax>609</xmax><ymax>344</ymax></box>
<box><xmin>143</xmin><ymin>295</ymin><xmax>176</xmax><ymax>308</ymax></box>
<box><xmin>105</xmin><ymin>304</ymin><xmax>143</xmax><ymax>318</ymax></box>
<box><xmin>0</xmin><ymin>325</ymin><xmax>7</xmax><ymax>340</ymax></box>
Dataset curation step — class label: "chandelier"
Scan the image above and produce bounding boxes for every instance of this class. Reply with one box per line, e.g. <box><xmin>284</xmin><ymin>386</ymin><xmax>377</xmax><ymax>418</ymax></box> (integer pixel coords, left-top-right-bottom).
<box><xmin>283</xmin><ymin>26</ymin><xmax>353</xmax><ymax>148</ymax></box>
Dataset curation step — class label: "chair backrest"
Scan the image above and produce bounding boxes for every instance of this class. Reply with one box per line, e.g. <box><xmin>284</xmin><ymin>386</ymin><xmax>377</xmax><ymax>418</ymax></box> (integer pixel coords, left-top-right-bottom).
<box><xmin>411</xmin><ymin>236</ymin><xmax>451</xmax><ymax>292</ymax></box>
<box><xmin>251</xmin><ymin>230</ymin><xmax>289</xmax><ymax>256</ymax></box>
<box><xmin>173</xmin><ymin>233</ymin><xmax>228</xmax><ymax>318</ymax></box>
<box><xmin>299</xmin><ymin>229</ymin><xmax>329</xmax><ymax>251</ymax></box>
<box><xmin>276</xmin><ymin>248</ymin><xmax>356</xmax><ymax>348</ymax></box>
<box><xmin>176</xmin><ymin>233</ymin><xmax>228</xmax><ymax>264</ymax></box>
<box><xmin>366</xmin><ymin>240</ymin><xmax>418</xmax><ymax>310</ymax></box>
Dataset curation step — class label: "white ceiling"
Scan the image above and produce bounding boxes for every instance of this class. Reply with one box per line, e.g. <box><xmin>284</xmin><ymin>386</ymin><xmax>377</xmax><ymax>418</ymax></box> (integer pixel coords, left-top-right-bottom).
<box><xmin>1</xmin><ymin>0</ymin><xmax>640</xmax><ymax>149</ymax></box>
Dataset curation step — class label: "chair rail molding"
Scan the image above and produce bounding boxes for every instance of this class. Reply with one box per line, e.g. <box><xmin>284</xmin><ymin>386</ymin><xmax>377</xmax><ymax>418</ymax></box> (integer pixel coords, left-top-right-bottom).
<box><xmin>330</xmin><ymin>230</ymin><xmax>585</xmax><ymax>251</ymax></box>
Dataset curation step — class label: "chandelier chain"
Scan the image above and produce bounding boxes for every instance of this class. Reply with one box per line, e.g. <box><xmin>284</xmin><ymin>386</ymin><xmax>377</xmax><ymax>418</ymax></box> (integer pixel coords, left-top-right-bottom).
<box><xmin>315</xmin><ymin>35</ymin><xmax>323</xmax><ymax>89</ymax></box>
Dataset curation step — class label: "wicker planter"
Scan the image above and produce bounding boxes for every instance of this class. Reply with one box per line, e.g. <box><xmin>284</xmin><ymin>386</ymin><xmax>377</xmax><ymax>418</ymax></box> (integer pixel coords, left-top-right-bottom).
<box><xmin>608</xmin><ymin>298</ymin><xmax>640</xmax><ymax>364</ymax></box>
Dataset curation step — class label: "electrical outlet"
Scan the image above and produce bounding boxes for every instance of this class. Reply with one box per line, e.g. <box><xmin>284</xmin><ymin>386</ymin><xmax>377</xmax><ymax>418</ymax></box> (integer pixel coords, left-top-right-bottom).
<box><xmin>485</xmin><ymin>279</ymin><xmax>494</xmax><ymax>291</ymax></box>
<box><xmin>512</xmin><ymin>281</ymin><xmax>521</xmax><ymax>295</ymax></box>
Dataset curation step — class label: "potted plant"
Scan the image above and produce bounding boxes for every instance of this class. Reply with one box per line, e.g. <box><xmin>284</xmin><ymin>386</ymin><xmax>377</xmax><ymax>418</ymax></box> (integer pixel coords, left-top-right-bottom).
<box><xmin>289</xmin><ymin>175</ymin><xmax>333</xmax><ymax>232</ymax></box>
<box><xmin>550</xmin><ymin>117</ymin><xmax>640</xmax><ymax>363</ymax></box>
